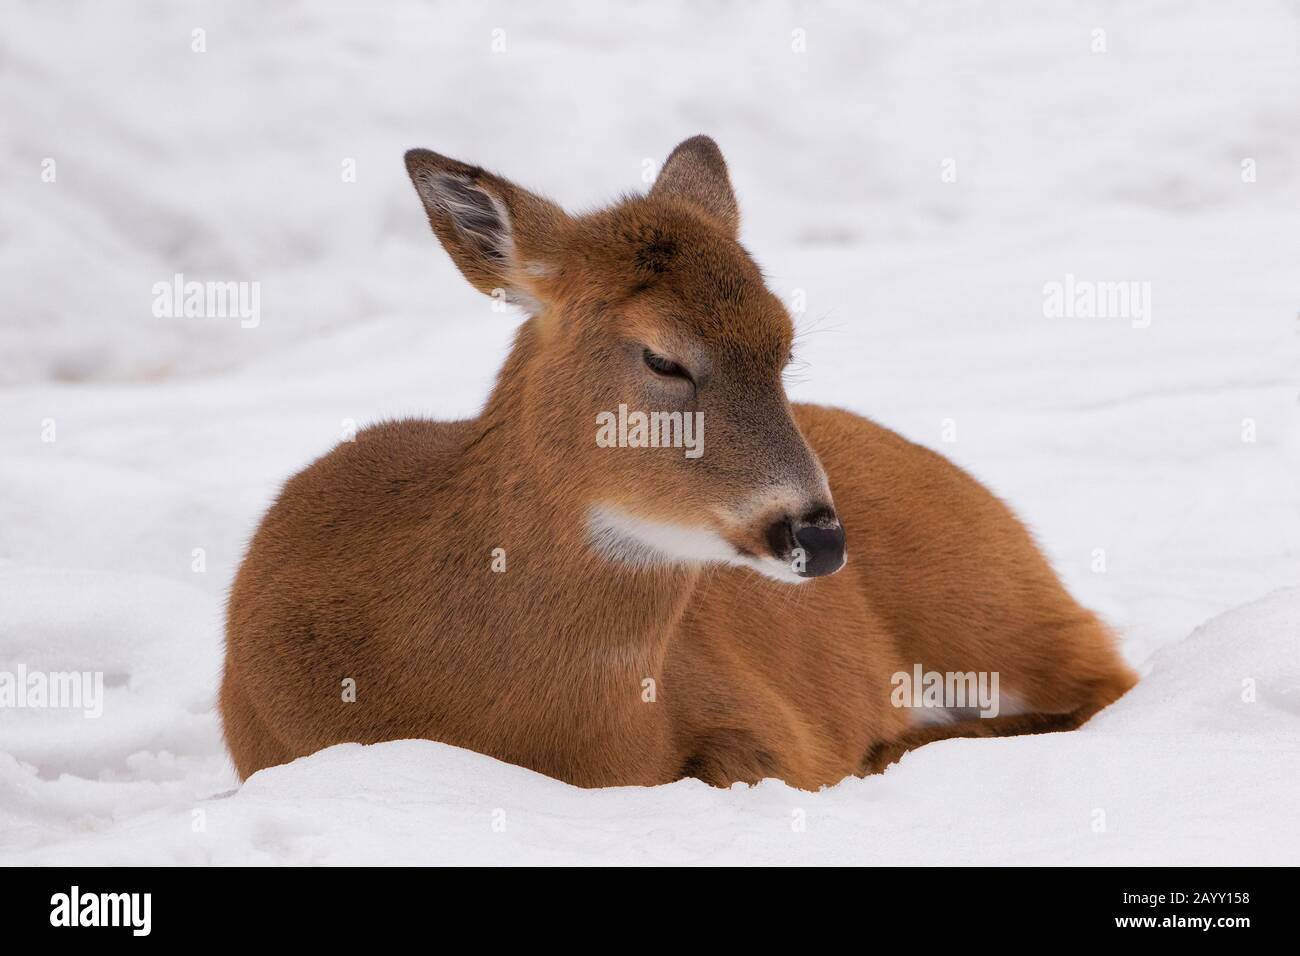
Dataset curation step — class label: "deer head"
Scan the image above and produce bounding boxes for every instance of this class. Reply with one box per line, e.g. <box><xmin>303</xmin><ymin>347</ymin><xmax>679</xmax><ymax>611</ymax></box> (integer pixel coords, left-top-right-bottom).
<box><xmin>405</xmin><ymin>136</ymin><xmax>845</xmax><ymax>583</ymax></box>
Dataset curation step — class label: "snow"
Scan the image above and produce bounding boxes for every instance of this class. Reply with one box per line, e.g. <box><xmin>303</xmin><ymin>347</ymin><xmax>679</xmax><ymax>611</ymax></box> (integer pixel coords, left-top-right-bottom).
<box><xmin>5</xmin><ymin>589</ymin><xmax>1298</xmax><ymax>866</ymax></box>
<box><xmin>2</xmin><ymin>0</ymin><xmax>1298</xmax><ymax>864</ymax></box>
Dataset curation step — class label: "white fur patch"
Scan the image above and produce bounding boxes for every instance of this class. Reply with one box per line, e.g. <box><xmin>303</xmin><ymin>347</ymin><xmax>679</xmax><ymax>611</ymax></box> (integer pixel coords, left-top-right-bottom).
<box><xmin>908</xmin><ymin>689</ymin><xmax>1029</xmax><ymax>726</ymax></box>
<box><xmin>586</xmin><ymin>504</ymin><xmax>808</xmax><ymax>584</ymax></box>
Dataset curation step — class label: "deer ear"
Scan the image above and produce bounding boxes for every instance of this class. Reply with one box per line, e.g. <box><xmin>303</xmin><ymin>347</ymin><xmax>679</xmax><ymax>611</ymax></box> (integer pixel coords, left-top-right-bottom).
<box><xmin>649</xmin><ymin>135</ymin><xmax>739</xmax><ymax>236</ymax></box>
<box><xmin>404</xmin><ymin>148</ymin><xmax>563</xmax><ymax>306</ymax></box>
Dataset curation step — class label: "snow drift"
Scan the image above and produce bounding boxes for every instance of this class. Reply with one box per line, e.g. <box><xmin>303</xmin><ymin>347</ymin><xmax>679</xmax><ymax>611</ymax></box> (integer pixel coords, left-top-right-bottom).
<box><xmin>3</xmin><ymin>587</ymin><xmax>1297</xmax><ymax>865</ymax></box>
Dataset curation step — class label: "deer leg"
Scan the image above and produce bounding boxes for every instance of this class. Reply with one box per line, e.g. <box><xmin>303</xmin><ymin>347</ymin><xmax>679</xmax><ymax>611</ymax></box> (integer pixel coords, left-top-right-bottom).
<box><xmin>865</xmin><ymin>617</ymin><xmax>1139</xmax><ymax>774</ymax></box>
<box><xmin>864</xmin><ymin>711</ymin><xmax>1090</xmax><ymax>774</ymax></box>
<box><xmin>676</xmin><ymin>731</ymin><xmax>782</xmax><ymax>787</ymax></box>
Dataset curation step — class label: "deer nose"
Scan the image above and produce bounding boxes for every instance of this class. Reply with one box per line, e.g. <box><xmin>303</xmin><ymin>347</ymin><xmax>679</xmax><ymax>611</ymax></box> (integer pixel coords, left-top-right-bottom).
<box><xmin>766</xmin><ymin>507</ymin><xmax>847</xmax><ymax>578</ymax></box>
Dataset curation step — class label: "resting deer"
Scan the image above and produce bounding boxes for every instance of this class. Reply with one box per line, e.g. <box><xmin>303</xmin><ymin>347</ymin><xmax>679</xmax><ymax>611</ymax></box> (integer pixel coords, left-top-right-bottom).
<box><xmin>221</xmin><ymin>136</ymin><xmax>1136</xmax><ymax>788</ymax></box>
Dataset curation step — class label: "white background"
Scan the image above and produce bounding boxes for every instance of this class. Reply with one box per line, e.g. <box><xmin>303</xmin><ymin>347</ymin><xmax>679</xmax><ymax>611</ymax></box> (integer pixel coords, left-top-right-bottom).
<box><xmin>1</xmin><ymin>0</ymin><xmax>1297</xmax><ymax>864</ymax></box>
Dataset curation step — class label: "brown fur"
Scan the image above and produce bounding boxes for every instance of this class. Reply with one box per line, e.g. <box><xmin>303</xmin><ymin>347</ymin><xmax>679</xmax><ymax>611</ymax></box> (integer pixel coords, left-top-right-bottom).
<box><xmin>221</xmin><ymin>136</ymin><xmax>1136</xmax><ymax>788</ymax></box>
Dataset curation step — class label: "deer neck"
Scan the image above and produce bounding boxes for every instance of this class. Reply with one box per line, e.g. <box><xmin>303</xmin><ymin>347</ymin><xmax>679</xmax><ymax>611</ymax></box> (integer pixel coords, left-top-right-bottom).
<box><xmin>458</xmin><ymin>319</ymin><xmax>699</xmax><ymax>657</ymax></box>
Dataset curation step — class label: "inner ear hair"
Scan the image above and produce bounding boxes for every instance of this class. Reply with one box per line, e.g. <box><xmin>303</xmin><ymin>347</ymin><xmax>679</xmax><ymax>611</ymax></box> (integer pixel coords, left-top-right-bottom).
<box><xmin>417</xmin><ymin>171</ymin><xmax>512</xmax><ymax>265</ymax></box>
<box><xmin>404</xmin><ymin>148</ymin><xmax>565</xmax><ymax>305</ymax></box>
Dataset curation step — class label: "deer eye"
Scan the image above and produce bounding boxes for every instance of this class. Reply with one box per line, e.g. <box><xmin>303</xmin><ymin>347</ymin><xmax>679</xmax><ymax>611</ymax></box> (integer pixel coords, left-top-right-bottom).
<box><xmin>642</xmin><ymin>348</ymin><xmax>691</xmax><ymax>381</ymax></box>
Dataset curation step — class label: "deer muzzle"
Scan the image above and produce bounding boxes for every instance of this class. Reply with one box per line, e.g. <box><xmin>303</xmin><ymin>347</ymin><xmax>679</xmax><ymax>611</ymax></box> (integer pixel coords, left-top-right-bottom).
<box><xmin>764</xmin><ymin>506</ymin><xmax>846</xmax><ymax>578</ymax></box>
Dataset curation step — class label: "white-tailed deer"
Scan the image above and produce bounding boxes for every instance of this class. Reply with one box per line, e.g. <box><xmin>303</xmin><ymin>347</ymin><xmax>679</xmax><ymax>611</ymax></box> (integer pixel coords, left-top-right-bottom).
<box><xmin>221</xmin><ymin>136</ymin><xmax>1136</xmax><ymax>788</ymax></box>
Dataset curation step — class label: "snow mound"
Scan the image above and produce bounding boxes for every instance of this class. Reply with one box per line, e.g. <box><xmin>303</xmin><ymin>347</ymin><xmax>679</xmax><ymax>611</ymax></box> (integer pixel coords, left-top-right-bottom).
<box><xmin>4</xmin><ymin>588</ymin><xmax>1297</xmax><ymax>865</ymax></box>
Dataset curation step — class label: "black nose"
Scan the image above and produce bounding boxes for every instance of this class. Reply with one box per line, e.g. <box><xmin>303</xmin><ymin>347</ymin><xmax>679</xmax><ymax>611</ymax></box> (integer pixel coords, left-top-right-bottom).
<box><xmin>767</xmin><ymin>508</ymin><xmax>847</xmax><ymax>578</ymax></box>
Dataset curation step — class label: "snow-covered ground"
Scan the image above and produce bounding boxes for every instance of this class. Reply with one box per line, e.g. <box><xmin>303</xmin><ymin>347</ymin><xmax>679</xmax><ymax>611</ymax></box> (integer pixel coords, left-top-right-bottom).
<box><xmin>2</xmin><ymin>0</ymin><xmax>1298</xmax><ymax>865</ymax></box>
